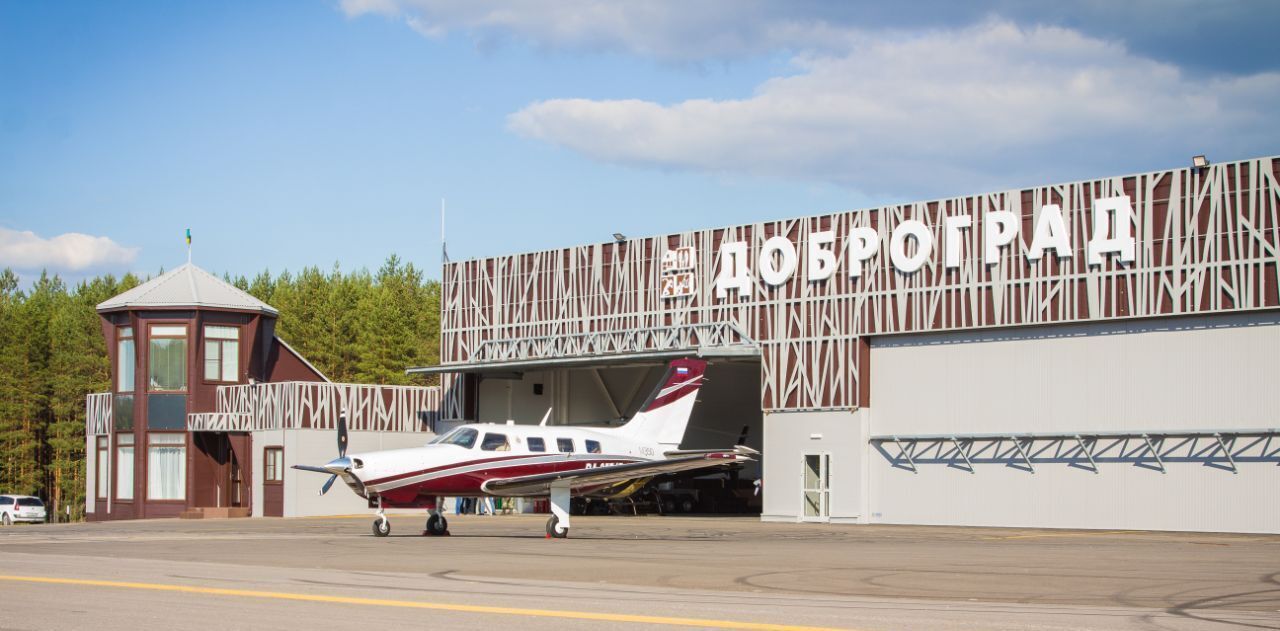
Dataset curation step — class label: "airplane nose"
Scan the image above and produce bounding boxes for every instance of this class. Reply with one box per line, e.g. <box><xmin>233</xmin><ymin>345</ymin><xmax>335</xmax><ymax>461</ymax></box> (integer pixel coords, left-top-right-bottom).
<box><xmin>324</xmin><ymin>456</ymin><xmax>352</xmax><ymax>475</ymax></box>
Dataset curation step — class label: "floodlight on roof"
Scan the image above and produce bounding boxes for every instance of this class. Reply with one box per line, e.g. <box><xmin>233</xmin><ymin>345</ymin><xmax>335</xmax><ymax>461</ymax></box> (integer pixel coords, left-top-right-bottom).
<box><xmin>612</xmin><ymin>232</ymin><xmax>626</xmax><ymax>242</ymax></box>
<box><xmin>1192</xmin><ymin>155</ymin><xmax>1209</xmax><ymax>169</ymax></box>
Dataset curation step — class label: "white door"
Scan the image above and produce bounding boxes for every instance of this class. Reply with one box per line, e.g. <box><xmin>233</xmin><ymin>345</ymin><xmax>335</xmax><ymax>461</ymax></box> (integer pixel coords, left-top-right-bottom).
<box><xmin>801</xmin><ymin>453</ymin><xmax>830</xmax><ymax>522</ymax></box>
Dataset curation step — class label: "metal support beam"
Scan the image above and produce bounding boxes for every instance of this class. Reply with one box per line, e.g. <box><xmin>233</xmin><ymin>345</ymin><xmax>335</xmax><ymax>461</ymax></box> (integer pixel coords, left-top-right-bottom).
<box><xmin>951</xmin><ymin>436</ymin><xmax>974</xmax><ymax>473</ymax></box>
<box><xmin>1141</xmin><ymin>434</ymin><xmax>1166</xmax><ymax>474</ymax></box>
<box><xmin>1074</xmin><ymin>434</ymin><xmax>1098</xmax><ymax>474</ymax></box>
<box><xmin>589</xmin><ymin>368</ymin><xmax>622</xmax><ymax>419</ymax></box>
<box><xmin>1213</xmin><ymin>432</ymin><xmax>1238</xmax><ymax>474</ymax></box>
<box><xmin>891</xmin><ymin>436</ymin><xmax>918</xmax><ymax>474</ymax></box>
<box><xmin>1009</xmin><ymin>436</ymin><xmax>1035</xmax><ymax>473</ymax></box>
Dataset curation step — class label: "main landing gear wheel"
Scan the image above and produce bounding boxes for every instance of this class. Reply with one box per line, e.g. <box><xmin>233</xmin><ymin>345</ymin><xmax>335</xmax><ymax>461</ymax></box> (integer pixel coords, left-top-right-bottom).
<box><xmin>425</xmin><ymin>514</ymin><xmax>448</xmax><ymax>536</ymax></box>
<box><xmin>545</xmin><ymin>515</ymin><xmax>568</xmax><ymax>539</ymax></box>
<box><xmin>373</xmin><ymin>517</ymin><xmax>391</xmax><ymax>537</ymax></box>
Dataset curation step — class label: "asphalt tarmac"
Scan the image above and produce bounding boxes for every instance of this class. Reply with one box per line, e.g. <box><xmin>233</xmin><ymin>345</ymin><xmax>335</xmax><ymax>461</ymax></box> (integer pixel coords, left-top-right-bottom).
<box><xmin>0</xmin><ymin>514</ymin><xmax>1276</xmax><ymax>630</ymax></box>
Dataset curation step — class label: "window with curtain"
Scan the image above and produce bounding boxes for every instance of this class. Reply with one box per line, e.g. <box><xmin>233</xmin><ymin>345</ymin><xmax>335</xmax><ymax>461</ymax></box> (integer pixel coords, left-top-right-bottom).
<box><xmin>148</xmin><ymin>325</ymin><xmax>187</xmax><ymax>392</ymax></box>
<box><xmin>116</xmin><ymin>434</ymin><xmax>134</xmax><ymax>501</ymax></box>
<box><xmin>264</xmin><ymin>447</ymin><xmax>283</xmax><ymax>483</ymax></box>
<box><xmin>147</xmin><ymin>433</ymin><xmax>185</xmax><ymax>500</ymax></box>
<box><xmin>203</xmin><ymin>325</ymin><xmax>239</xmax><ymax>382</ymax></box>
<box><xmin>96</xmin><ymin>436</ymin><xmax>108</xmax><ymax>499</ymax></box>
<box><xmin>117</xmin><ymin>327</ymin><xmax>134</xmax><ymax>393</ymax></box>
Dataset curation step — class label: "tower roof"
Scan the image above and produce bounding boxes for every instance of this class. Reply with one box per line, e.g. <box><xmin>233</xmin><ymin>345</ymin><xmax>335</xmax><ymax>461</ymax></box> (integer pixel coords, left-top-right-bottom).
<box><xmin>97</xmin><ymin>263</ymin><xmax>278</xmax><ymax>315</ymax></box>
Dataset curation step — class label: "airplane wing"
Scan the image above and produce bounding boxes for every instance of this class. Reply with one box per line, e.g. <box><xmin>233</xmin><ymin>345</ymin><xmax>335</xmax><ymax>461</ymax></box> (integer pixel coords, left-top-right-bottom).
<box><xmin>480</xmin><ymin>446</ymin><xmax>757</xmax><ymax>497</ymax></box>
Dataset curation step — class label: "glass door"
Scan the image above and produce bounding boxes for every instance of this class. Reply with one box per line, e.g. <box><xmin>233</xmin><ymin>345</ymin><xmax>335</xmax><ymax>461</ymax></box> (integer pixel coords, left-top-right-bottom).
<box><xmin>801</xmin><ymin>453</ymin><xmax>830</xmax><ymax>522</ymax></box>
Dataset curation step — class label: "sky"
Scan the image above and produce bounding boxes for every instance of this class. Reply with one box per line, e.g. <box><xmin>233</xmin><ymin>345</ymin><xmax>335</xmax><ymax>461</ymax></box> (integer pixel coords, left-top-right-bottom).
<box><xmin>1</xmin><ymin>0</ymin><xmax>1278</xmax><ymax>285</ymax></box>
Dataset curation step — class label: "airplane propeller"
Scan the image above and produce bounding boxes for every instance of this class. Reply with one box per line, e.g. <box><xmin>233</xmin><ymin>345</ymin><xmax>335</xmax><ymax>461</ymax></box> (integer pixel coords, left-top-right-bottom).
<box><xmin>292</xmin><ymin>413</ymin><xmax>354</xmax><ymax>496</ymax></box>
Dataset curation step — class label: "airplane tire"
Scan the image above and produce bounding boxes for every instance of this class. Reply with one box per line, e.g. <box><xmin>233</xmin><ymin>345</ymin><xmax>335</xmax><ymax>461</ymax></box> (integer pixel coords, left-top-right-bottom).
<box><xmin>545</xmin><ymin>515</ymin><xmax>568</xmax><ymax>539</ymax></box>
<box><xmin>426</xmin><ymin>514</ymin><xmax>448</xmax><ymax>536</ymax></box>
<box><xmin>373</xmin><ymin>518</ymin><xmax>391</xmax><ymax>537</ymax></box>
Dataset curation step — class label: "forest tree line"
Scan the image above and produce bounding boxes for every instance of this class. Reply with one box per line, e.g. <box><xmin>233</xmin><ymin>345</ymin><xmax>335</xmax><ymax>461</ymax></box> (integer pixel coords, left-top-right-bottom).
<box><xmin>0</xmin><ymin>255</ymin><xmax>440</xmax><ymax>521</ymax></box>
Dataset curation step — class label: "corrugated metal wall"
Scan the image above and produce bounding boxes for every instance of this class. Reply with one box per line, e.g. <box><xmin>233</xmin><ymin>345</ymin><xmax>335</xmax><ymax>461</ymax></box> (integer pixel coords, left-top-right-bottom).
<box><xmin>867</xmin><ymin>312</ymin><xmax>1280</xmax><ymax>533</ymax></box>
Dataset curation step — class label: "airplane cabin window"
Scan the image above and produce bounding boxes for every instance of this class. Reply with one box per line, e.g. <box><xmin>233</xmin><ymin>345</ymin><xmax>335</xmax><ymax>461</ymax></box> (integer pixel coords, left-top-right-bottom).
<box><xmin>527</xmin><ymin>437</ymin><xmax>546</xmax><ymax>452</ymax></box>
<box><xmin>480</xmin><ymin>433</ymin><xmax>511</xmax><ymax>451</ymax></box>
<box><xmin>556</xmin><ymin>438</ymin><xmax>574</xmax><ymax>453</ymax></box>
<box><xmin>585</xmin><ymin>440</ymin><xmax>602</xmax><ymax>454</ymax></box>
<box><xmin>441</xmin><ymin>428</ymin><xmax>478</xmax><ymax>449</ymax></box>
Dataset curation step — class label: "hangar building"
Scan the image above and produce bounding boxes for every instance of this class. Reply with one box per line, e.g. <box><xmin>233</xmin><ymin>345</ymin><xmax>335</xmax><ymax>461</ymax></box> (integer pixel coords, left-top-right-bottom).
<box><xmin>419</xmin><ymin>155</ymin><xmax>1280</xmax><ymax>533</ymax></box>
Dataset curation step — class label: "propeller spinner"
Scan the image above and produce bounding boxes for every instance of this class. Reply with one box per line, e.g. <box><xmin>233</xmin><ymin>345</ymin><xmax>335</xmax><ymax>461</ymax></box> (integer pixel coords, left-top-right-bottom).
<box><xmin>292</xmin><ymin>413</ymin><xmax>354</xmax><ymax>496</ymax></box>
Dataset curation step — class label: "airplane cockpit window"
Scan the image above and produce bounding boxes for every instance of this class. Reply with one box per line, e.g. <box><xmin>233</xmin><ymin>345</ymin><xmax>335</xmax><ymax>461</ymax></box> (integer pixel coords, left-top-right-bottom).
<box><xmin>438</xmin><ymin>428</ymin><xmax>478</xmax><ymax>449</ymax></box>
<box><xmin>480</xmin><ymin>433</ymin><xmax>511</xmax><ymax>451</ymax></box>
<box><xmin>527</xmin><ymin>437</ymin><xmax>546</xmax><ymax>452</ymax></box>
<box><xmin>585</xmin><ymin>440</ymin><xmax>602</xmax><ymax>454</ymax></box>
<box><xmin>556</xmin><ymin>438</ymin><xmax>574</xmax><ymax>453</ymax></box>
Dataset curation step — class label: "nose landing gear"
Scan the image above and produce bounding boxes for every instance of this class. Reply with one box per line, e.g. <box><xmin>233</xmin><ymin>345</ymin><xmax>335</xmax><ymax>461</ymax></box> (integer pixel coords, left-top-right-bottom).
<box><xmin>372</xmin><ymin>496</ymin><xmax>390</xmax><ymax>537</ymax></box>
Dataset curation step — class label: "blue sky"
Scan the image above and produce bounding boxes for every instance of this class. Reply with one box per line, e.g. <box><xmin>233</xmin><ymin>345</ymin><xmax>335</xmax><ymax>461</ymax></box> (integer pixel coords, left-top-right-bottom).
<box><xmin>2</xmin><ymin>1</ymin><xmax>1278</xmax><ymax>284</ymax></box>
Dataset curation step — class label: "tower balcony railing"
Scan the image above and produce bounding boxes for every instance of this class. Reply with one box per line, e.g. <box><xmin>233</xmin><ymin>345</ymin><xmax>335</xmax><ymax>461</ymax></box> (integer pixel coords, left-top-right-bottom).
<box><xmin>197</xmin><ymin>381</ymin><xmax>440</xmax><ymax>433</ymax></box>
<box><xmin>86</xmin><ymin>392</ymin><xmax>112</xmax><ymax>436</ymax></box>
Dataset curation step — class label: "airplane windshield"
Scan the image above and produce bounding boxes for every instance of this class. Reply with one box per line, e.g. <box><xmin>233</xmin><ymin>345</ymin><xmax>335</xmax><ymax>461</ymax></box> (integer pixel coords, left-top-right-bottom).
<box><xmin>432</xmin><ymin>428</ymin><xmax>478</xmax><ymax>449</ymax></box>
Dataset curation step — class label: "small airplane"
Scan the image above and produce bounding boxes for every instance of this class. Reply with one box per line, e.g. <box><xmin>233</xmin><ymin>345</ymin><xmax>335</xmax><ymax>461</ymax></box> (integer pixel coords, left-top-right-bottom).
<box><xmin>293</xmin><ymin>358</ymin><xmax>756</xmax><ymax>538</ymax></box>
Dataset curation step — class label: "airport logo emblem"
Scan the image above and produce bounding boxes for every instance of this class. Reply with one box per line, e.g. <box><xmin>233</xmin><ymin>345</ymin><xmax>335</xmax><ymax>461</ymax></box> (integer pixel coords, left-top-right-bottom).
<box><xmin>661</xmin><ymin>246</ymin><xmax>697</xmax><ymax>299</ymax></box>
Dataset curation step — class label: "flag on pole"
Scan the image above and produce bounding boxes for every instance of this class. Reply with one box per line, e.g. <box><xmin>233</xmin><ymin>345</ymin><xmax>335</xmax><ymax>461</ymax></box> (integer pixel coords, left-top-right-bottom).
<box><xmin>185</xmin><ymin>228</ymin><xmax>192</xmax><ymax>245</ymax></box>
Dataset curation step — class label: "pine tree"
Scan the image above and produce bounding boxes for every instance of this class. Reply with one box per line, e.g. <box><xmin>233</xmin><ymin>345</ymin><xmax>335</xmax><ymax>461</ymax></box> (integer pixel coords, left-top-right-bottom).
<box><xmin>0</xmin><ymin>269</ymin><xmax>26</xmax><ymax>492</ymax></box>
<box><xmin>46</xmin><ymin>278</ymin><xmax>112</xmax><ymax>521</ymax></box>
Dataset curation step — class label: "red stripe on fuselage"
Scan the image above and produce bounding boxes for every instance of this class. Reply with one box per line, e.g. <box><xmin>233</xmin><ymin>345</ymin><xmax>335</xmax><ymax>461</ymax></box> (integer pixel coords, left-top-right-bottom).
<box><xmin>363</xmin><ymin>454</ymin><xmax>536</xmax><ymax>486</ymax></box>
<box><xmin>370</xmin><ymin>456</ymin><xmax>644</xmax><ymax>503</ymax></box>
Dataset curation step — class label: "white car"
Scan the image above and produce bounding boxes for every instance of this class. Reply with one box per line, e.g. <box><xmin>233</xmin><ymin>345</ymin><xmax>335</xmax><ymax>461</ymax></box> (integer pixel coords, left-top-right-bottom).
<box><xmin>0</xmin><ymin>495</ymin><xmax>47</xmax><ymax>525</ymax></box>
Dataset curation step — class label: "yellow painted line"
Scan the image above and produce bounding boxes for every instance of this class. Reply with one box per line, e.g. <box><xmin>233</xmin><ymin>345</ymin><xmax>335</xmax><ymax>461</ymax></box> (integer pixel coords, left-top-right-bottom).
<box><xmin>0</xmin><ymin>575</ymin><xmax>845</xmax><ymax>631</ymax></box>
<box><xmin>988</xmin><ymin>530</ymin><xmax>1142</xmax><ymax>540</ymax></box>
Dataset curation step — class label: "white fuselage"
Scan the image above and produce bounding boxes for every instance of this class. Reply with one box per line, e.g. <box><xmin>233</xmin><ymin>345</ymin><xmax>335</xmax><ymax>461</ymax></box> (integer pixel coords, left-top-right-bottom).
<box><xmin>343</xmin><ymin>423</ymin><xmax>665</xmax><ymax>505</ymax></box>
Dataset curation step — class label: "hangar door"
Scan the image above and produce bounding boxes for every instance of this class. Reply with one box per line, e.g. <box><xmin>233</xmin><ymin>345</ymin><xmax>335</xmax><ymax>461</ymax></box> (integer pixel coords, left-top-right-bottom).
<box><xmin>473</xmin><ymin>358</ymin><xmax>764</xmax><ymax>513</ymax></box>
<box><xmin>866</xmin><ymin>313</ymin><xmax>1280</xmax><ymax>533</ymax></box>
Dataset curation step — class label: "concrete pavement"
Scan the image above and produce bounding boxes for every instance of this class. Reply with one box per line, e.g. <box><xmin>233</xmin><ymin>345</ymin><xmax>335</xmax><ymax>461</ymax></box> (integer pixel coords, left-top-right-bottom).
<box><xmin>0</xmin><ymin>514</ymin><xmax>1276</xmax><ymax>630</ymax></box>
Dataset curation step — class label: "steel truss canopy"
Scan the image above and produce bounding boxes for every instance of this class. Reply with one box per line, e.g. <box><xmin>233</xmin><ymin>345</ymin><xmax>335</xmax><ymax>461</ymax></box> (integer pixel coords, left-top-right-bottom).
<box><xmin>871</xmin><ymin>428</ymin><xmax>1280</xmax><ymax>475</ymax></box>
<box><xmin>407</xmin><ymin>322</ymin><xmax>760</xmax><ymax>376</ymax></box>
<box><xmin>407</xmin><ymin>345</ymin><xmax>760</xmax><ymax>376</ymax></box>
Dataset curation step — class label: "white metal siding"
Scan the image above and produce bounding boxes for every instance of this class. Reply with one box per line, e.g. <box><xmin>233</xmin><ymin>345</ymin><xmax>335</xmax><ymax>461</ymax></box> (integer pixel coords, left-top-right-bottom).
<box><xmin>867</xmin><ymin>312</ymin><xmax>1280</xmax><ymax>533</ymax></box>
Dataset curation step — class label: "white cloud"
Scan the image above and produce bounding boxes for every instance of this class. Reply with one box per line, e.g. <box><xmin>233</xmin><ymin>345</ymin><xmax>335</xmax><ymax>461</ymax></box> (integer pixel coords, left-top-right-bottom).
<box><xmin>340</xmin><ymin>3</ymin><xmax>1280</xmax><ymax>194</ymax></box>
<box><xmin>338</xmin><ymin>0</ymin><xmax>848</xmax><ymax>60</ymax></box>
<box><xmin>0</xmin><ymin>228</ymin><xmax>139</xmax><ymax>273</ymax></box>
<box><xmin>507</xmin><ymin>20</ymin><xmax>1280</xmax><ymax>194</ymax></box>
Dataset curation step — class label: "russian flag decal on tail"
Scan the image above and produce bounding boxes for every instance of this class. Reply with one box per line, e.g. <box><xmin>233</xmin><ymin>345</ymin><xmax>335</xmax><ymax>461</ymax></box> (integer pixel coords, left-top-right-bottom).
<box><xmin>676</xmin><ymin>367</ymin><xmax>689</xmax><ymax>375</ymax></box>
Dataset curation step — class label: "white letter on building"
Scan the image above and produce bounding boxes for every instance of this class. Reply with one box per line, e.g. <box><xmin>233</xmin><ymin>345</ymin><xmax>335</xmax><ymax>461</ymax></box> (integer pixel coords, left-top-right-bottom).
<box><xmin>1086</xmin><ymin>195</ymin><xmax>1136</xmax><ymax>265</ymax></box>
<box><xmin>984</xmin><ymin>210</ymin><xmax>1019</xmax><ymax>264</ymax></box>
<box><xmin>758</xmin><ymin>236</ymin><xmax>798</xmax><ymax>286</ymax></box>
<box><xmin>807</xmin><ymin>230</ymin><xmax>837</xmax><ymax>281</ymax></box>
<box><xmin>1026</xmin><ymin>204</ymin><xmax>1073</xmax><ymax>262</ymax></box>
<box><xmin>889</xmin><ymin>220</ymin><xmax>933</xmax><ymax>273</ymax></box>
<box><xmin>943</xmin><ymin>214</ymin><xmax>972</xmax><ymax>268</ymax></box>
<box><xmin>846</xmin><ymin>227</ymin><xmax>879</xmax><ymax>278</ymax></box>
<box><xmin>714</xmin><ymin>241</ymin><xmax>752</xmax><ymax>299</ymax></box>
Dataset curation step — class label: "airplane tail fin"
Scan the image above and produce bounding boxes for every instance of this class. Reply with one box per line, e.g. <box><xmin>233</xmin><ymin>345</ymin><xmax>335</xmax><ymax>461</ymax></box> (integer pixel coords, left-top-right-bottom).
<box><xmin>614</xmin><ymin>358</ymin><xmax>706</xmax><ymax>448</ymax></box>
